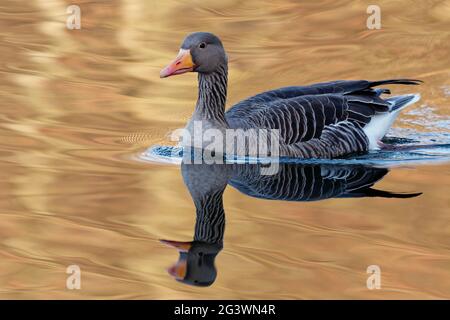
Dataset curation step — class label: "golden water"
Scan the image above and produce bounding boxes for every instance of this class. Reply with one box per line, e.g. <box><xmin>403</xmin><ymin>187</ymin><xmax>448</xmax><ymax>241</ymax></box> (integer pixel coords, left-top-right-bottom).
<box><xmin>0</xmin><ymin>0</ymin><xmax>449</xmax><ymax>299</ymax></box>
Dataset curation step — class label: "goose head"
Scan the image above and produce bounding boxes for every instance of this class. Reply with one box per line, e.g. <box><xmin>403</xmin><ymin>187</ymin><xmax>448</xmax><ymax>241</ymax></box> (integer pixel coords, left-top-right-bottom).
<box><xmin>160</xmin><ymin>32</ymin><xmax>227</xmax><ymax>78</ymax></box>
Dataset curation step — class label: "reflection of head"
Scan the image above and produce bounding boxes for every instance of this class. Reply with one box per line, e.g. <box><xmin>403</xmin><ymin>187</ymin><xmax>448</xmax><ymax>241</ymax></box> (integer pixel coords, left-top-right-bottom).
<box><xmin>161</xmin><ymin>240</ymin><xmax>223</xmax><ymax>287</ymax></box>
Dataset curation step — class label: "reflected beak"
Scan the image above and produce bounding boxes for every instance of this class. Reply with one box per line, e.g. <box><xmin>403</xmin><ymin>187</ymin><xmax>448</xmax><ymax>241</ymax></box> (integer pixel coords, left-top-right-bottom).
<box><xmin>160</xmin><ymin>239</ymin><xmax>192</xmax><ymax>253</ymax></box>
<box><xmin>160</xmin><ymin>49</ymin><xmax>195</xmax><ymax>78</ymax></box>
<box><xmin>167</xmin><ymin>256</ymin><xmax>188</xmax><ymax>280</ymax></box>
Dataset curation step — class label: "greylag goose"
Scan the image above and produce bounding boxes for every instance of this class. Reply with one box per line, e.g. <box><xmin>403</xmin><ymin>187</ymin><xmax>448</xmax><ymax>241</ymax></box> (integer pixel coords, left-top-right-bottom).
<box><xmin>161</xmin><ymin>161</ymin><xmax>420</xmax><ymax>286</ymax></box>
<box><xmin>160</xmin><ymin>32</ymin><xmax>422</xmax><ymax>159</ymax></box>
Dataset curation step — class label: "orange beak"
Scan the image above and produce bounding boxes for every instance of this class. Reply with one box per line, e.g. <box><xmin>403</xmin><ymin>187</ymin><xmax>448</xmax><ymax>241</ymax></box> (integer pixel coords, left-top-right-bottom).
<box><xmin>160</xmin><ymin>49</ymin><xmax>195</xmax><ymax>78</ymax></box>
<box><xmin>161</xmin><ymin>239</ymin><xmax>192</xmax><ymax>280</ymax></box>
<box><xmin>167</xmin><ymin>257</ymin><xmax>188</xmax><ymax>280</ymax></box>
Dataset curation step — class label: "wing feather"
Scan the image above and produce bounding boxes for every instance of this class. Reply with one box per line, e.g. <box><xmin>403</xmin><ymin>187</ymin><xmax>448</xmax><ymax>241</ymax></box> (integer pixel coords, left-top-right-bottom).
<box><xmin>225</xmin><ymin>79</ymin><xmax>422</xmax><ymax>154</ymax></box>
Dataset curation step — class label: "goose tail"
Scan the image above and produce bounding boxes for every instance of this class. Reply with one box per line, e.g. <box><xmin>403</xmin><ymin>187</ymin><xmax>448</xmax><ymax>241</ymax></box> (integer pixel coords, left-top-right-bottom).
<box><xmin>386</xmin><ymin>93</ymin><xmax>421</xmax><ymax>112</ymax></box>
<box><xmin>364</xmin><ymin>93</ymin><xmax>421</xmax><ymax>149</ymax></box>
<box><xmin>342</xmin><ymin>188</ymin><xmax>422</xmax><ymax>199</ymax></box>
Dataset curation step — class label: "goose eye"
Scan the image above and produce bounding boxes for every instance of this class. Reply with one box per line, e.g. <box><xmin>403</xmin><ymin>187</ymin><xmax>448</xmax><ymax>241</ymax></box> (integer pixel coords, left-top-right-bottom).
<box><xmin>198</xmin><ymin>42</ymin><xmax>207</xmax><ymax>49</ymax></box>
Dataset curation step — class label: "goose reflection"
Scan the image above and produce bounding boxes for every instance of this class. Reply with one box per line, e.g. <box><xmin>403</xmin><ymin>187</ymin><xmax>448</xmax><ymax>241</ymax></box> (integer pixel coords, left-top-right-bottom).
<box><xmin>161</xmin><ymin>162</ymin><xmax>421</xmax><ymax>286</ymax></box>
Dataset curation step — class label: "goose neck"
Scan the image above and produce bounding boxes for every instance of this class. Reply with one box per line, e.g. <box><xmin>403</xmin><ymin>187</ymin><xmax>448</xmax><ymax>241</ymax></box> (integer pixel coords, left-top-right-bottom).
<box><xmin>196</xmin><ymin>65</ymin><xmax>228</xmax><ymax>124</ymax></box>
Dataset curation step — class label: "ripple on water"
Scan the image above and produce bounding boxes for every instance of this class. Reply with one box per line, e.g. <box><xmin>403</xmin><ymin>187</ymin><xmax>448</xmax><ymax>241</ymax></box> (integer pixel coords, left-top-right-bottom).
<box><xmin>141</xmin><ymin>133</ymin><xmax>450</xmax><ymax>167</ymax></box>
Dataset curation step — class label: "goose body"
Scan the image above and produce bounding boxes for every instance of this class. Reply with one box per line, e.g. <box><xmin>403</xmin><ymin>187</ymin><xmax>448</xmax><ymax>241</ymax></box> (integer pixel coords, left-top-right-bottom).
<box><xmin>226</xmin><ymin>79</ymin><xmax>421</xmax><ymax>157</ymax></box>
<box><xmin>160</xmin><ymin>32</ymin><xmax>421</xmax><ymax>159</ymax></box>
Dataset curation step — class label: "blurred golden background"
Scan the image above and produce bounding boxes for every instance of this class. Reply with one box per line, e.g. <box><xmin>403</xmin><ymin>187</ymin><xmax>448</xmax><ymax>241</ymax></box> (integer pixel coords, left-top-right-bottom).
<box><xmin>0</xmin><ymin>0</ymin><xmax>449</xmax><ymax>298</ymax></box>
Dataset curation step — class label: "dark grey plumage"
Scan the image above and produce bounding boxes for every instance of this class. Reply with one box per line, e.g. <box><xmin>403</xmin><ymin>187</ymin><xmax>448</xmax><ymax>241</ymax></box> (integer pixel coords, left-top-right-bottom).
<box><xmin>196</xmin><ymin>64</ymin><xmax>228</xmax><ymax>124</ymax></box>
<box><xmin>225</xmin><ymin>79</ymin><xmax>421</xmax><ymax>158</ymax></box>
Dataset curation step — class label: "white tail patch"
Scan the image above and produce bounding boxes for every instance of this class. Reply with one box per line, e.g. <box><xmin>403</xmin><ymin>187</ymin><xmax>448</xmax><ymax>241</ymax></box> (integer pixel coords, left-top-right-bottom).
<box><xmin>364</xmin><ymin>94</ymin><xmax>420</xmax><ymax>150</ymax></box>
